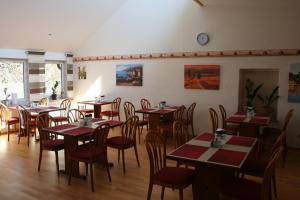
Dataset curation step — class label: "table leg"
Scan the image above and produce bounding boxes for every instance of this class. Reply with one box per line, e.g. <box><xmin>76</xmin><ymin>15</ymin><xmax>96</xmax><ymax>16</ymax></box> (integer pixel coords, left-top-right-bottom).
<box><xmin>239</xmin><ymin>124</ymin><xmax>259</xmax><ymax>137</ymax></box>
<box><xmin>148</xmin><ymin>114</ymin><xmax>160</xmax><ymax>130</ymax></box>
<box><xmin>94</xmin><ymin>105</ymin><xmax>101</xmax><ymax>118</ymax></box>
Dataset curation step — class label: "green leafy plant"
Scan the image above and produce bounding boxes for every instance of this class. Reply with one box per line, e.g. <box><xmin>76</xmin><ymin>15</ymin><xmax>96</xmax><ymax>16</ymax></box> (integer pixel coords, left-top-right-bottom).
<box><xmin>245</xmin><ymin>78</ymin><xmax>263</xmax><ymax>107</ymax></box>
<box><xmin>258</xmin><ymin>86</ymin><xmax>279</xmax><ymax>107</ymax></box>
<box><xmin>51</xmin><ymin>81</ymin><xmax>59</xmax><ymax>100</ymax></box>
<box><xmin>3</xmin><ymin>88</ymin><xmax>10</xmax><ymax>100</ymax></box>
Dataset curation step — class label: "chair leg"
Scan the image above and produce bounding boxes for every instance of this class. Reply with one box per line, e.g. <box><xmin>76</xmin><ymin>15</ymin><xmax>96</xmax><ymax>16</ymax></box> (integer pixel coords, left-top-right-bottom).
<box><xmin>122</xmin><ymin>149</ymin><xmax>126</xmax><ymax>174</ymax></box>
<box><xmin>7</xmin><ymin>124</ymin><xmax>10</xmax><ymax>141</ymax></box>
<box><xmin>147</xmin><ymin>182</ymin><xmax>153</xmax><ymax>200</ymax></box>
<box><xmin>55</xmin><ymin>150</ymin><xmax>60</xmax><ymax>176</ymax></box>
<box><xmin>179</xmin><ymin>188</ymin><xmax>183</xmax><ymax>200</ymax></box>
<box><xmin>118</xmin><ymin>149</ymin><xmax>120</xmax><ymax>163</ymax></box>
<box><xmin>272</xmin><ymin>173</ymin><xmax>278</xmax><ymax>198</ymax></box>
<box><xmin>27</xmin><ymin>130</ymin><xmax>30</xmax><ymax>147</ymax></box>
<box><xmin>138</xmin><ymin>126</ymin><xmax>141</xmax><ymax>144</ymax></box>
<box><xmin>68</xmin><ymin>161</ymin><xmax>73</xmax><ymax>185</ymax></box>
<box><xmin>282</xmin><ymin>141</ymin><xmax>287</xmax><ymax>168</ymax></box>
<box><xmin>90</xmin><ymin>163</ymin><xmax>94</xmax><ymax>192</ymax></box>
<box><xmin>105</xmin><ymin>157</ymin><xmax>112</xmax><ymax>182</ymax></box>
<box><xmin>18</xmin><ymin>130</ymin><xmax>21</xmax><ymax>144</ymax></box>
<box><xmin>38</xmin><ymin>149</ymin><xmax>43</xmax><ymax>171</ymax></box>
<box><xmin>161</xmin><ymin>186</ymin><xmax>165</xmax><ymax>200</ymax></box>
<box><xmin>134</xmin><ymin>144</ymin><xmax>140</xmax><ymax>166</ymax></box>
<box><xmin>85</xmin><ymin>162</ymin><xmax>88</xmax><ymax>176</ymax></box>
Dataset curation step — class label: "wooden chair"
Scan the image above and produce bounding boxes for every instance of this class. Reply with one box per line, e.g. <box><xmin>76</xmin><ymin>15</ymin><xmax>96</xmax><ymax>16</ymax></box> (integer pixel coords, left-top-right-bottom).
<box><xmin>173</xmin><ymin>121</ymin><xmax>189</xmax><ymax>149</ymax></box>
<box><xmin>183</xmin><ymin>102</ymin><xmax>196</xmax><ymax>137</ymax></box>
<box><xmin>220</xmin><ymin>146</ymin><xmax>282</xmax><ymax>200</ymax></box>
<box><xmin>219</xmin><ymin>104</ymin><xmax>239</xmax><ymax>135</ymax></box>
<box><xmin>38</xmin><ymin>97</ymin><xmax>49</xmax><ymax>106</ymax></box>
<box><xmin>52</xmin><ymin>98</ymin><xmax>71</xmax><ymax>124</ymax></box>
<box><xmin>209</xmin><ymin>108</ymin><xmax>219</xmax><ymax>133</ymax></box>
<box><xmin>140</xmin><ymin>98</ymin><xmax>151</xmax><ymax>129</ymax></box>
<box><xmin>37</xmin><ymin>113</ymin><xmax>64</xmax><ymax>176</ymax></box>
<box><xmin>242</xmin><ymin>133</ymin><xmax>284</xmax><ymax>199</ymax></box>
<box><xmin>16</xmin><ymin>105</ymin><xmax>37</xmax><ymax>146</ymax></box>
<box><xmin>68</xmin><ymin>123</ymin><xmax>111</xmax><ymax>192</ymax></box>
<box><xmin>124</xmin><ymin>101</ymin><xmax>148</xmax><ymax>144</ymax></box>
<box><xmin>160</xmin><ymin>106</ymin><xmax>186</xmax><ymax>137</ymax></box>
<box><xmin>78</xmin><ymin>103</ymin><xmax>94</xmax><ymax>115</ymax></box>
<box><xmin>145</xmin><ymin>131</ymin><xmax>195</xmax><ymax>200</ymax></box>
<box><xmin>67</xmin><ymin>109</ymin><xmax>84</xmax><ymax>123</ymax></box>
<box><xmin>107</xmin><ymin>116</ymin><xmax>140</xmax><ymax>174</ymax></box>
<box><xmin>260</xmin><ymin>109</ymin><xmax>294</xmax><ymax>167</ymax></box>
<box><xmin>0</xmin><ymin>103</ymin><xmax>19</xmax><ymax>141</ymax></box>
<box><xmin>100</xmin><ymin>97</ymin><xmax>121</xmax><ymax>120</ymax></box>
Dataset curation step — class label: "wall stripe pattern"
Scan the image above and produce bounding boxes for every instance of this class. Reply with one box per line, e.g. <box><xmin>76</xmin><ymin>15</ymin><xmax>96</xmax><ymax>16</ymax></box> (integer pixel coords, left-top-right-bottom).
<box><xmin>73</xmin><ymin>48</ymin><xmax>300</xmax><ymax>62</ymax></box>
<box><xmin>66</xmin><ymin>54</ymin><xmax>74</xmax><ymax>97</ymax></box>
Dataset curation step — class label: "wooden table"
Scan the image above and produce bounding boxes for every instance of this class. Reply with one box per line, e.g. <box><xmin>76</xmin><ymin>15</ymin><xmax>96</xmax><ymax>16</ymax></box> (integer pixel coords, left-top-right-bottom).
<box><xmin>226</xmin><ymin>112</ymin><xmax>270</xmax><ymax>137</ymax></box>
<box><xmin>77</xmin><ymin>100</ymin><xmax>113</xmax><ymax>118</ymax></box>
<box><xmin>9</xmin><ymin>105</ymin><xmax>63</xmax><ymax>115</ymax></box>
<box><xmin>135</xmin><ymin>106</ymin><xmax>179</xmax><ymax>130</ymax></box>
<box><xmin>43</xmin><ymin>118</ymin><xmax>123</xmax><ymax>178</ymax></box>
<box><xmin>167</xmin><ymin>132</ymin><xmax>257</xmax><ymax>200</ymax></box>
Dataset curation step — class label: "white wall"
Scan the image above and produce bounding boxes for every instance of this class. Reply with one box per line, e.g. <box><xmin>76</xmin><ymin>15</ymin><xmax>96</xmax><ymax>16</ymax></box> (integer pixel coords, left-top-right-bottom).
<box><xmin>74</xmin><ymin>0</ymin><xmax>300</xmax><ymax>147</ymax></box>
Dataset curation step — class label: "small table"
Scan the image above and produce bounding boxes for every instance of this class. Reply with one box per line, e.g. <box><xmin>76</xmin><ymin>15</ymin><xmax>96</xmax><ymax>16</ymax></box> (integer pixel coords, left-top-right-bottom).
<box><xmin>167</xmin><ymin>132</ymin><xmax>257</xmax><ymax>200</ymax></box>
<box><xmin>9</xmin><ymin>105</ymin><xmax>63</xmax><ymax>115</ymax></box>
<box><xmin>226</xmin><ymin>112</ymin><xmax>270</xmax><ymax>137</ymax></box>
<box><xmin>43</xmin><ymin>118</ymin><xmax>123</xmax><ymax>178</ymax></box>
<box><xmin>135</xmin><ymin>106</ymin><xmax>180</xmax><ymax>130</ymax></box>
<box><xmin>77</xmin><ymin>100</ymin><xmax>113</xmax><ymax>118</ymax></box>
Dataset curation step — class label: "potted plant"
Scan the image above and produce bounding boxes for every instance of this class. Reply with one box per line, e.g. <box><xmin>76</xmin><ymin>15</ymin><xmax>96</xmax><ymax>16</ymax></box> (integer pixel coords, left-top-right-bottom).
<box><xmin>245</xmin><ymin>78</ymin><xmax>263</xmax><ymax>113</ymax></box>
<box><xmin>257</xmin><ymin>86</ymin><xmax>279</xmax><ymax>115</ymax></box>
<box><xmin>2</xmin><ymin>88</ymin><xmax>11</xmax><ymax>105</ymax></box>
<box><xmin>51</xmin><ymin>81</ymin><xmax>59</xmax><ymax>100</ymax></box>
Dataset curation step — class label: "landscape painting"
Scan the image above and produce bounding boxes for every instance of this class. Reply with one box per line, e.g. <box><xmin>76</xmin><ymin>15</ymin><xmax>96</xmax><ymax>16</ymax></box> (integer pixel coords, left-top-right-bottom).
<box><xmin>116</xmin><ymin>64</ymin><xmax>143</xmax><ymax>86</ymax></box>
<box><xmin>184</xmin><ymin>65</ymin><xmax>220</xmax><ymax>90</ymax></box>
<box><xmin>288</xmin><ymin>63</ymin><xmax>300</xmax><ymax>103</ymax></box>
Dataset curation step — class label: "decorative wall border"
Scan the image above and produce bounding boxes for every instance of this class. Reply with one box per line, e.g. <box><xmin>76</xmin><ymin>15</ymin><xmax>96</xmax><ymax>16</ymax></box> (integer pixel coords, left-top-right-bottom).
<box><xmin>73</xmin><ymin>49</ymin><xmax>300</xmax><ymax>62</ymax></box>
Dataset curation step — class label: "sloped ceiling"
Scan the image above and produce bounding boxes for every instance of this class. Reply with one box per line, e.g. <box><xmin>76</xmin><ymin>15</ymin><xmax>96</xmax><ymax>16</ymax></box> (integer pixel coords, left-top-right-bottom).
<box><xmin>0</xmin><ymin>0</ymin><xmax>127</xmax><ymax>52</ymax></box>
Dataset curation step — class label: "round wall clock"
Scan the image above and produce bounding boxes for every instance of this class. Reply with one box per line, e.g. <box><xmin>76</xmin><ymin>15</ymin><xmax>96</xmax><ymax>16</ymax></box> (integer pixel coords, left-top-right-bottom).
<box><xmin>197</xmin><ymin>33</ymin><xmax>209</xmax><ymax>45</ymax></box>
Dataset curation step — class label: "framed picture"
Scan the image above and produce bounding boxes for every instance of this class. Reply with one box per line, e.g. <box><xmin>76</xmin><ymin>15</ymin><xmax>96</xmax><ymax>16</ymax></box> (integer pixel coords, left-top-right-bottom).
<box><xmin>116</xmin><ymin>64</ymin><xmax>143</xmax><ymax>86</ymax></box>
<box><xmin>288</xmin><ymin>63</ymin><xmax>300</xmax><ymax>103</ymax></box>
<box><xmin>184</xmin><ymin>65</ymin><xmax>220</xmax><ymax>90</ymax></box>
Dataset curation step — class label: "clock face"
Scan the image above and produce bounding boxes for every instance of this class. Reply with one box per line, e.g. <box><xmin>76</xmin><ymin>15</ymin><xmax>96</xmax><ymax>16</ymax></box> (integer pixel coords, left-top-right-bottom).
<box><xmin>197</xmin><ymin>33</ymin><xmax>209</xmax><ymax>45</ymax></box>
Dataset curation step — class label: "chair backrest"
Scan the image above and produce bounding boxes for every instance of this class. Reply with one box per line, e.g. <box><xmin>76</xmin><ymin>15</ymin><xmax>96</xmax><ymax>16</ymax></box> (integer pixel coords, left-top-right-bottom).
<box><xmin>282</xmin><ymin>109</ymin><xmax>294</xmax><ymax>132</ymax></box>
<box><xmin>173</xmin><ymin>121</ymin><xmax>188</xmax><ymax>148</ymax></box>
<box><xmin>0</xmin><ymin>103</ymin><xmax>10</xmax><ymax>122</ymax></box>
<box><xmin>145</xmin><ymin>131</ymin><xmax>166</xmax><ymax>178</ymax></box>
<box><xmin>39</xmin><ymin>97</ymin><xmax>49</xmax><ymax>106</ymax></box>
<box><xmin>67</xmin><ymin>109</ymin><xmax>84</xmax><ymax>123</ymax></box>
<box><xmin>124</xmin><ymin>101</ymin><xmax>135</xmax><ymax>120</ymax></box>
<box><xmin>16</xmin><ymin>105</ymin><xmax>30</xmax><ymax>130</ymax></box>
<box><xmin>271</xmin><ymin>133</ymin><xmax>283</xmax><ymax>156</ymax></box>
<box><xmin>88</xmin><ymin>123</ymin><xmax>110</xmax><ymax>152</ymax></box>
<box><xmin>219</xmin><ymin>104</ymin><xmax>227</xmax><ymax>129</ymax></box>
<box><xmin>261</xmin><ymin>147</ymin><xmax>283</xmax><ymax>200</ymax></box>
<box><xmin>36</xmin><ymin>113</ymin><xmax>57</xmax><ymax>144</ymax></box>
<box><xmin>209</xmin><ymin>108</ymin><xmax>219</xmax><ymax>133</ymax></box>
<box><xmin>141</xmin><ymin>98</ymin><xmax>151</xmax><ymax>109</ymax></box>
<box><xmin>60</xmin><ymin>98</ymin><xmax>71</xmax><ymax>116</ymax></box>
<box><xmin>173</xmin><ymin>106</ymin><xmax>186</xmax><ymax>122</ymax></box>
<box><xmin>186</xmin><ymin>102</ymin><xmax>196</xmax><ymax>125</ymax></box>
<box><xmin>111</xmin><ymin>97</ymin><xmax>121</xmax><ymax>113</ymax></box>
<box><xmin>121</xmin><ymin>115</ymin><xmax>139</xmax><ymax>145</ymax></box>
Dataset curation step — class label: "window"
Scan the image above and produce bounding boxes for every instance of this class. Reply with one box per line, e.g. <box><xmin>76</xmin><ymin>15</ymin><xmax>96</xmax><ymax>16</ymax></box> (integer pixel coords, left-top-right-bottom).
<box><xmin>45</xmin><ymin>63</ymin><xmax>63</xmax><ymax>97</ymax></box>
<box><xmin>0</xmin><ymin>61</ymin><xmax>25</xmax><ymax>100</ymax></box>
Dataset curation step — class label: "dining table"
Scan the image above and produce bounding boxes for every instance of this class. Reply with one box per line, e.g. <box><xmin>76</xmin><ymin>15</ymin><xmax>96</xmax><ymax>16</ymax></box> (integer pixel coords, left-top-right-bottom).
<box><xmin>77</xmin><ymin>100</ymin><xmax>113</xmax><ymax>118</ymax></box>
<box><xmin>226</xmin><ymin>112</ymin><xmax>270</xmax><ymax>137</ymax></box>
<box><xmin>167</xmin><ymin>132</ymin><xmax>257</xmax><ymax>200</ymax></box>
<box><xmin>135</xmin><ymin>105</ymin><xmax>180</xmax><ymax>130</ymax></box>
<box><xmin>42</xmin><ymin>118</ymin><xmax>123</xmax><ymax>178</ymax></box>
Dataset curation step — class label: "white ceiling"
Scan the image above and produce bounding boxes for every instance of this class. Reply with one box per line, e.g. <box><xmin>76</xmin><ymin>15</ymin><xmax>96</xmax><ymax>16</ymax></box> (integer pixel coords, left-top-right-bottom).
<box><xmin>0</xmin><ymin>0</ymin><xmax>126</xmax><ymax>52</ymax></box>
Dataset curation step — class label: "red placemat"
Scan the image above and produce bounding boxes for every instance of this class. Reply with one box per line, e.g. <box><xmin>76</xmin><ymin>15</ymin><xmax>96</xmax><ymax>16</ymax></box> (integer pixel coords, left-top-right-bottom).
<box><xmin>227</xmin><ymin>115</ymin><xmax>246</xmax><ymax>122</ymax></box>
<box><xmin>142</xmin><ymin>108</ymin><xmax>156</xmax><ymax>112</ymax></box>
<box><xmin>226</xmin><ymin>136</ymin><xmax>256</xmax><ymax>147</ymax></box>
<box><xmin>91</xmin><ymin>118</ymin><xmax>103</xmax><ymax>123</ymax></box>
<box><xmin>29</xmin><ymin>108</ymin><xmax>44</xmax><ymax>113</ymax></box>
<box><xmin>166</xmin><ymin>105</ymin><xmax>180</xmax><ymax>109</ymax></box>
<box><xmin>170</xmin><ymin>144</ymin><xmax>209</xmax><ymax>159</ymax></box>
<box><xmin>235</xmin><ymin>111</ymin><xmax>246</xmax><ymax>115</ymax></box>
<box><xmin>45</xmin><ymin>124</ymin><xmax>77</xmax><ymax>132</ymax></box>
<box><xmin>208</xmin><ymin>149</ymin><xmax>247</xmax><ymax>166</ymax></box>
<box><xmin>153</xmin><ymin>109</ymin><xmax>173</xmax><ymax>114</ymax></box>
<box><xmin>107</xmin><ymin>120</ymin><xmax>123</xmax><ymax>127</ymax></box>
<box><xmin>249</xmin><ymin>117</ymin><xmax>269</xmax><ymax>125</ymax></box>
<box><xmin>194</xmin><ymin>133</ymin><xmax>214</xmax><ymax>141</ymax></box>
<box><xmin>63</xmin><ymin>127</ymin><xmax>94</xmax><ymax>136</ymax></box>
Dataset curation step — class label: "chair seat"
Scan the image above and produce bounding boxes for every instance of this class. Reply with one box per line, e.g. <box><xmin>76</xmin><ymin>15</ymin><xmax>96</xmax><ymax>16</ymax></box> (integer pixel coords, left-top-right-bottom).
<box><xmin>138</xmin><ymin>120</ymin><xmax>148</xmax><ymax>126</ymax></box>
<box><xmin>79</xmin><ymin>109</ymin><xmax>94</xmax><ymax>114</ymax></box>
<box><xmin>221</xmin><ymin>177</ymin><xmax>261</xmax><ymax>200</ymax></box>
<box><xmin>52</xmin><ymin>116</ymin><xmax>68</xmax><ymax>122</ymax></box>
<box><xmin>69</xmin><ymin>144</ymin><xmax>104</xmax><ymax>162</ymax></box>
<box><xmin>107</xmin><ymin>136</ymin><xmax>134</xmax><ymax>148</ymax></box>
<box><xmin>154</xmin><ymin>167</ymin><xmax>195</xmax><ymax>187</ymax></box>
<box><xmin>100</xmin><ymin>111</ymin><xmax>119</xmax><ymax>116</ymax></box>
<box><xmin>7</xmin><ymin>117</ymin><xmax>19</xmax><ymax>124</ymax></box>
<box><xmin>43</xmin><ymin>139</ymin><xmax>65</xmax><ymax>150</ymax></box>
<box><xmin>243</xmin><ymin>158</ymin><xmax>267</xmax><ymax>177</ymax></box>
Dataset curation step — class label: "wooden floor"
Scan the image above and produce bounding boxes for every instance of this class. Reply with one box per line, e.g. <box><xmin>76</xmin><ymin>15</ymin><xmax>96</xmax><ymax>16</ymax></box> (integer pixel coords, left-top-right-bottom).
<box><xmin>0</xmin><ymin>128</ymin><xmax>300</xmax><ymax>200</ymax></box>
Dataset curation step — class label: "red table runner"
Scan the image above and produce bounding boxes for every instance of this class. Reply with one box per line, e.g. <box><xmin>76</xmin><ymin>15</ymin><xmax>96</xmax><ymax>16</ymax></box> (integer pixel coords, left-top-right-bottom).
<box><xmin>249</xmin><ymin>117</ymin><xmax>269</xmax><ymax>124</ymax></box>
<box><xmin>226</xmin><ymin>136</ymin><xmax>255</xmax><ymax>147</ymax></box>
<box><xmin>208</xmin><ymin>149</ymin><xmax>247</xmax><ymax>166</ymax></box>
<box><xmin>63</xmin><ymin>127</ymin><xmax>94</xmax><ymax>136</ymax></box>
<box><xmin>194</xmin><ymin>133</ymin><xmax>214</xmax><ymax>141</ymax></box>
<box><xmin>45</xmin><ymin>124</ymin><xmax>77</xmax><ymax>132</ymax></box>
<box><xmin>227</xmin><ymin>115</ymin><xmax>246</xmax><ymax>122</ymax></box>
<box><xmin>170</xmin><ymin>144</ymin><xmax>209</xmax><ymax>159</ymax></box>
<box><xmin>153</xmin><ymin>109</ymin><xmax>173</xmax><ymax>114</ymax></box>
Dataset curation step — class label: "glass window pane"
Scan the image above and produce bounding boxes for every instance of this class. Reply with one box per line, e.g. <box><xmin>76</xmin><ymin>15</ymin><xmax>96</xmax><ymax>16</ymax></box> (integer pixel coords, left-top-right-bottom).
<box><xmin>45</xmin><ymin>63</ymin><xmax>62</xmax><ymax>96</ymax></box>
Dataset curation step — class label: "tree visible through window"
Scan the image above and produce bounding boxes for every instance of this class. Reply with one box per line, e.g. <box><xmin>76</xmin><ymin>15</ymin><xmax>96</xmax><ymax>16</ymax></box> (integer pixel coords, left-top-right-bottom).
<box><xmin>45</xmin><ymin>63</ymin><xmax>62</xmax><ymax>97</ymax></box>
<box><xmin>0</xmin><ymin>61</ymin><xmax>24</xmax><ymax>100</ymax></box>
